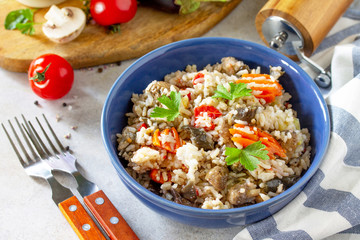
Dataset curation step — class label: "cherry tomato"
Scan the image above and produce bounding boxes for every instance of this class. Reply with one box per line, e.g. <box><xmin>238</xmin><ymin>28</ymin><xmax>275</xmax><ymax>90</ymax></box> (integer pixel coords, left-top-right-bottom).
<box><xmin>192</xmin><ymin>72</ymin><xmax>205</xmax><ymax>85</ymax></box>
<box><xmin>194</xmin><ymin>105</ymin><xmax>222</xmax><ymax>119</ymax></box>
<box><xmin>90</xmin><ymin>0</ymin><xmax>137</xmax><ymax>26</ymax></box>
<box><xmin>194</xmin><ymin>105</ymin><xmax>222</xmax><ymax>131</ymax></box>
<box><xmin>28</xmin><ymin>54</ymin><xmax>74</xmax><ymax>100</ymax></box>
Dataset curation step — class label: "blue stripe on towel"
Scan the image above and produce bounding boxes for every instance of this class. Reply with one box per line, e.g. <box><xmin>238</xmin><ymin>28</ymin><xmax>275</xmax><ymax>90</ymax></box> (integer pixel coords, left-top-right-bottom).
<box><xmin>340</xmin><ymin>224</ymin><xmax>360</xmax><ymax>234</ymax></box>
<box><xmin>352</xmin><ymin>39</ymin><xmax>360</xmax><ymax>76</ymax></box>
<box><xmin>247</xmin><ymin>216</ymin><xmax>312</xmax><ymax>240</ymax></box>
<box><xmin>303</xmin><ymin>169</ymin><xmax>360</xmax><ymax>226</ymax></box>
<box><xmin>328</xmin><ymin>105</ymin><xmax>360</xmax><ymax>167</ymax></box>
<box><xmin>314</xmin><ymin>23</ymin><xmax>360</xmax><ymax>55</ymax></box>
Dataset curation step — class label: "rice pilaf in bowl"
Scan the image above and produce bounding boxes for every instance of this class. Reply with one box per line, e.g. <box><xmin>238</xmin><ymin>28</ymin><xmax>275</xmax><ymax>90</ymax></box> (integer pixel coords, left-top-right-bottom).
<box><xmin>117</xmin><ymin>57</ymin><xmax>311</xmax><ymax>209</ymax></box>
<box><xmin>101</xmin><ymin>37</ymin><xmax>330</xmax><ymax>227</ymax></box>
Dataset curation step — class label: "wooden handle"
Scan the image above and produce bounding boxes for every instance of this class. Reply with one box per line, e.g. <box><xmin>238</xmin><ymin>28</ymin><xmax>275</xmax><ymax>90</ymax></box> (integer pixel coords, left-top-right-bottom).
<box><xmin>58</xmin><ymin>196</ymin><xmax>106</xmax><ymax>240</ymax></box>
<box><xmin>256</xmin><ymin>0</ymin><xmax>353</xmax><ymax>57</ymax></box>
<box><xmin>84</xmin><ymin>190</ymin><xmax>139</xmax><ymax>240</ymax></box>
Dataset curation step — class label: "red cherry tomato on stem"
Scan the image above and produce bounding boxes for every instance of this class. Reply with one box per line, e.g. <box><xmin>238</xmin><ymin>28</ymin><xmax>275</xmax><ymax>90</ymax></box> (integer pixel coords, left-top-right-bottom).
<box><xmin>90</xmin><ymin>0</ymin><xmax>137</xmax><ymax>26</ymax></box>
<box><xmin>28</xmin><ymin>54</ymin><xmax>74</xmax><ymax>100</ymax></box>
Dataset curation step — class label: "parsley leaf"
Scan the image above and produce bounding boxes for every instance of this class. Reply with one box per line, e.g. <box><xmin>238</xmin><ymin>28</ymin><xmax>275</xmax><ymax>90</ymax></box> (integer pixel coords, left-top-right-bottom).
<box><xmin>150</xmin><ymin>91</ymin><xmax>181</xmax><ymax>121</ymax></box>
<box><xmin>212</xmin><ymin>82</ymin><xmax>252</xmax><ymax>100</ymax></box>
<box><xmin>225</xmin><ymin>141</ymin><xmax>270</xmax><ymax>171</ymax></box>
<box><xmin>4</xmin><ymin>9</ymin><xmax>36</xmax><ymax>35</ymax></box>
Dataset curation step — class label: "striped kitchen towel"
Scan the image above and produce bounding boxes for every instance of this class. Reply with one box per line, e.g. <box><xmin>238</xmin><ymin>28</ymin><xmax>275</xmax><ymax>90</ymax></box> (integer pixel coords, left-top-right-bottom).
<box><xmin>234</xmin><ymin>8</ymin><xmax>360</xmax><ymax>240</ymax></box>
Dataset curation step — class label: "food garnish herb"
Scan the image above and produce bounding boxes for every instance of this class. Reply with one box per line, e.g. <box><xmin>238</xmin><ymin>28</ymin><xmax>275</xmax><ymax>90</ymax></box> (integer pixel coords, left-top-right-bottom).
<box><xmin>5</xmin><ymin>9</ymin><xmax>36</xmax><ymax>35</ymax></box>
<box><xmin>175</xmin><ymin>0</ymin><xmax>229</xmax><ymax>14</ymax></box>
<box><xmin>212</xmin><ymin>82</ymin><xmax>252</xmax><ymax>100</ymax></box>
<box><xmin>225</xmin><ymin>141</ymin><xmax>270</xmax><ymax>171</ymax></box>
<box><xmin>150</xmin><ymin>91</ymin><xmax>181</xmax><ymax>121</ymax></box>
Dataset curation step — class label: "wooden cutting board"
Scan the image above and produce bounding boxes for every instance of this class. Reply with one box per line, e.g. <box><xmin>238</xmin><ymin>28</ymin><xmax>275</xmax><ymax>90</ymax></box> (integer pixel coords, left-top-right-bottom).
<box><xmin>0</xmin><ymin>0</ymin><xmax>242</xmax><ymax>72</ymax></box>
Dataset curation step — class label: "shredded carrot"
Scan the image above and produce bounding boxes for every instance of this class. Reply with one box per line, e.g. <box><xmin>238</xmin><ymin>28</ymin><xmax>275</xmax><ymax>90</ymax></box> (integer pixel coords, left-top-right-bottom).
<box><xmin>241</xmin><ymin>73</ymin><xmax>272</xmax><ymax>79</ymax></box>
<box><xmin>231</xmin><ymin>137</ymin><xmax>257</xmax><ymax>148</ymax></box>
<box><xmin>236</xmin><ymin>73</ymin><xmax>283</xmax><ymax>103</ymax></box>
<box><xmin>254</xmin><ymin>92</ymin><xmax>276</xmax><ymax>103</ymax></box>
<box><xmin>258</xmin><ymin>131</ymin><xmax>287</xmax><ymax>158</ymax></box>
<box><xmin>162</xmin><ymin>129</ymin><xmax>172</xmax><ymax>152</ymax></box>
<box><xmin>229</xmin><ymin>129</ymin><xmax>258</xmax><ymax>141</ymax></box>
<box><xmin>152</xmin><ymin>129</ymin><xmax>161</xmax><ymax>147</ymax></box>
<box><xmin>229</xmin><ymin>125</ymin><xmax>286</xmax><ymax>159</ymax></box>
<box><xmin>171</xmin><ymin>127</ymin><xmax>181</xmax><ymax>149</ymax></box>
<box><xmin>152</xmin><ymin>128</ymin><xmax>182</xmax><ymax>153</ymax></box>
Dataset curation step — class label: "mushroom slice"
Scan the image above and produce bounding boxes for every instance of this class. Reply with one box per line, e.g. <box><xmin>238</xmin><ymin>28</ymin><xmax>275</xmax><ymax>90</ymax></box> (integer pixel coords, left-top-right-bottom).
<box><xmin>16</xmin><ymin>0</ymin><xmax>65</xmax><ymax>8</ymax></box>
<box><xmin>42</xmin><ymin>5</ymin><xmax>86</xmax><ymax>43</ymax></box>
<box><xmin>205</xmin><ymin>166</ymin><xmax>229</xmax><ymax>191</ymax></box>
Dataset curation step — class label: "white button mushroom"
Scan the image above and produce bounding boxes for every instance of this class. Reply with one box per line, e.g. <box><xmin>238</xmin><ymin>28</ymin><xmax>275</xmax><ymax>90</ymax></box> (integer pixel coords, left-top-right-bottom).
<box><xmin>16</xmin><ymin>0</ymin><xmax>65</xmax><ymax>8</ymax></box>
<box><xmin>42</xmin><ymin>5</ymin><xmax>86</xmax><ymax>44</ymax></box>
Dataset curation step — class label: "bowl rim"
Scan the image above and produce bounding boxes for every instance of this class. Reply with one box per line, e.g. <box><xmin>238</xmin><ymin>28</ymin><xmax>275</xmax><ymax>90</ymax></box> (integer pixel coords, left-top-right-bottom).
<box><xmin>101</xmin><ymin>37</ymin><xmax>330</xmax><ymax>215</ymax></box>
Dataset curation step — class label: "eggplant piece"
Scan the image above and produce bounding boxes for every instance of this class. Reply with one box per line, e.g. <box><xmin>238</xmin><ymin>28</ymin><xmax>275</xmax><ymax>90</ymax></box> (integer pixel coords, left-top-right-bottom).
<box><xmin>234</xmin><ymin>107</ymin><xmax>257</xmax><ymax>122</ymax></box>
<box><xmin>264</xmin><ymin>179</ymin><xmax>282</xmax><ymax>193</ymax></box>
<box><xmin>182</xmin><ymin>125</ymin><xmax>214</xmax><ymax>151</ymax></box>
<box><xmin>282</xmin><ymin>176</ymin><xmax>300</xmax><ymax>188</ymax></box>
<box><xmin>169</xmin><ymin>188</ymin><xmax>195</xmax><ymax>207</ymax></box>
<box><xmin>205</xmin><ymin>166</ymin><xmax>229</xmax><ymax>191</ymax></box>
<box><xmin>139</xmin><ymin>0</ymin><xmax>180</xmax><ymax>13</ymax></box>
<box><xmin>226</xmin><ymin>183</ymin><xmax>255</xmax><ymax>206</ymax></box>
<box><xmin>264</xmin><ymin>176</ymin><xmax>300</xmax><ymax>192</ymax></box>
<box><xmin>147</xmin><ymin>181</ymin><xmax>162</xmax><ymax>196</ymax></box>
<box><xmin>181</xmin><ymin>182</ymin><xmax>197</xmax><ymax>202</ymax></box>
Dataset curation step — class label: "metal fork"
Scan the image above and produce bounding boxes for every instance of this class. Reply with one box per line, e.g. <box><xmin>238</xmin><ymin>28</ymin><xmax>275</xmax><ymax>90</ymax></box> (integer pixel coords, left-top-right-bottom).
<box><xmin>2</xmin><ymin>117</ymin><xmax>73</xmax><ymax>205</ymax></box>
<box><xmin>2</xmin><ymin>117</ymin><xmax>107</xmax><ymax>240</ymax></box>
<box><xmin>26</xmin><ymin>114</ymin><xmax>99</xmax><ymax>198</ymax></box>
<box><xmin>26</xmin><ymin>114</ymin><xmax>139</xmax><ymax>240</ymax></box>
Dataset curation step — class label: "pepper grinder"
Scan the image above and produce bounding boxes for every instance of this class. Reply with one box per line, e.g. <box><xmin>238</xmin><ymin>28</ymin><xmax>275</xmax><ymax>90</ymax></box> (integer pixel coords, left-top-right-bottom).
<box><xmin>255</xmin><ymin>0</ymin><xmax>353</xmax><ymax>88</ymax></box>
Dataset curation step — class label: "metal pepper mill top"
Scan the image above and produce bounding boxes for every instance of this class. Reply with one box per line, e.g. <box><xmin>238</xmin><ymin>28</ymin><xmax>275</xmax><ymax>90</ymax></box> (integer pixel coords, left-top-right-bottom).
<box><xmin>255</xmin><ymin>0</ymin><xmax>353</xmax><ymax>88</ymax></box>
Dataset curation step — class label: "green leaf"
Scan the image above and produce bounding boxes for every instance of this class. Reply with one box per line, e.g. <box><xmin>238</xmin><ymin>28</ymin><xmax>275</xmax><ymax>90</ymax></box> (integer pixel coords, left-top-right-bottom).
<box><xmin>224</xmin><ymin>147</ymin><xmax>242</xmax><ymax>165</ymax></box>
<box><xmin>212</xmin><ymin>84</ymin><xmax>232</xmax><ymax>100</ymax></box>
<box><xmin>4</xmin><ymin>9</ymin><xmax>35</xmax><ymax>35</ymax></box>
<box><xmin>150</xmin><ymin>91</ymin><xmax>181</xmax><ymax>121</ymax></box>
<box><xmin>213</xmin><ymin>82</ymin><xmax>252</xmax><ymax>100</ymax></box>
<box><xmin>239</xmin><ymin>151</ymin><xmax>260</xmax><ymax>172</ymax></box>
<box><xmin>16</xmin><ymin>22</ymin><xmax>35</xmax><ymax>35</ymax></box>
<box><xmin>231</xmin><ymin>82</ymin><xmax>252</xmax><ymax>99</ymax></box>
<box><xmin>175</xmin><ymin>0</ymin><xmax>229</xmax><ymax>14</ymax></box>
<box><xmin>175</xmin><ymin>0</ymin><xmax>201</xmax><ymax>14</ymax></box>
<box><xmin>225</xmin><ymin>141</ymin><xmax>269</xmax><ymax>171</ymax></box>
<box><xmin>244</xmin><ymin>141</ymin><xmax>270</xmax><ymax>160</ymax></box>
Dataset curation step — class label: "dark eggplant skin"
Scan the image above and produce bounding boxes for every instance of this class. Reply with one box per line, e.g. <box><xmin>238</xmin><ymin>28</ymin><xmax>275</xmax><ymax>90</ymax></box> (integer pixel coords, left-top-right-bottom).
<box><xmin>139</xmin><ymin>0</ymin><xmax>180</xmax><ymax>13</ymax></box>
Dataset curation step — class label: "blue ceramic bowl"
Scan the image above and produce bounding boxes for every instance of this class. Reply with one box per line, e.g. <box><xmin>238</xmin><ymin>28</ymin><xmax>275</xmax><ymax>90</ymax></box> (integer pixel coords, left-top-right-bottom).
<box><xmin>101</xmin><ymin>37</ymin><xmax>330</xmax><ymax>228</ymax></box>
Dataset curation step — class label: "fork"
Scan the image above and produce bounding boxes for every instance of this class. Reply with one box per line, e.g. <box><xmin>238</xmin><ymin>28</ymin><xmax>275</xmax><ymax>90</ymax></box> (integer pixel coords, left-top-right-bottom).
<box><xmin>2</xmin><ymin>117</ymin><xmax>106</xmax><ymax>240</ymax></box>
<box><xmin>25</xmin><ymin>114</ymin><xmax>139</xmax><ymax>240</ymax></box>
<box><xmin>27</xmin><ymin>114</ymin><xmax>99</xmax><ymax>198</ymax></box>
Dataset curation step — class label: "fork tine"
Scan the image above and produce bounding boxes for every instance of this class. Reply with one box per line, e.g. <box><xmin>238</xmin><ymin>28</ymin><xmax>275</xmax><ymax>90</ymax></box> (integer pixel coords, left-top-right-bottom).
<box><xmin>42</xmin><ymin>114</ymin><xmax>66</xmax><ymax>152</ymax></box>
<box><xmin>35</xmin><ymin>116</ymin><xmax>60</xmax><ymax>155</ymax></box>
<box><xmin>14</xmin><ymin>117</ymin><xmax>40</xmax><ymax>162</ymax></box>
<box><xmin>25</xmin><ymin>119</ymin><xmax>53</xmax><ymax>159</ymax></box>
<box><xmin>21</xmin><ymin>124</ymin><xmax>47</xmax><ymax>161</ymax></box>
<box><xmin>21</xmin><ymin>114</ymin><xmax>48</xmax><ymax>159</ymax></box>
<box><xmin>2</xmin><ymin>122</ymin><xmax>27</xmax><ymax>167</ymax></box>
